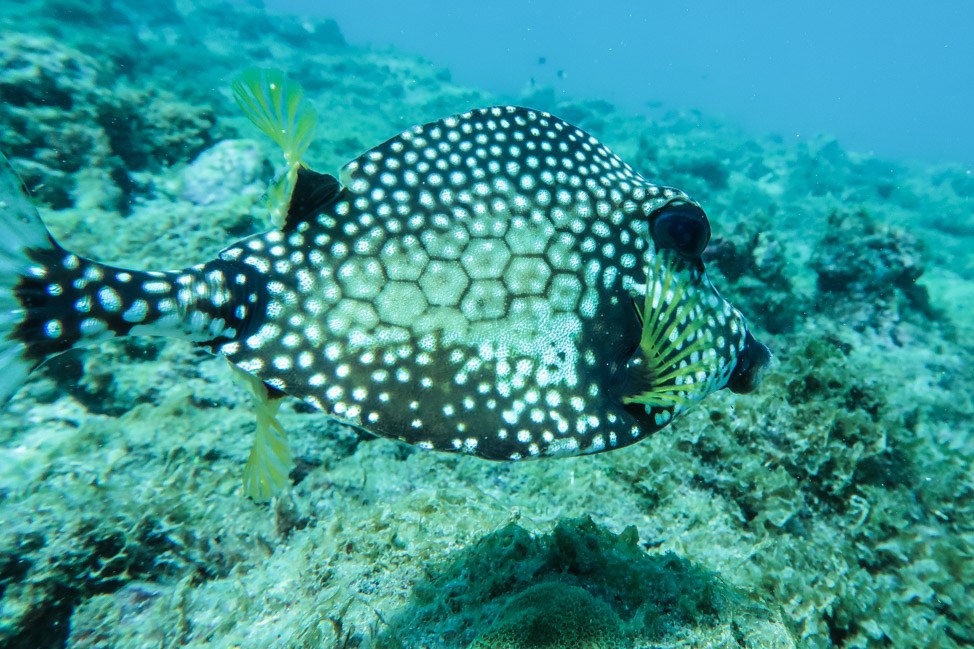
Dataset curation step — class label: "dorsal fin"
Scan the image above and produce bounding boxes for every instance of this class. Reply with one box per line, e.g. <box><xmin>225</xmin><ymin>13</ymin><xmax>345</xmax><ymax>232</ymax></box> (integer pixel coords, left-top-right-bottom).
<box><xmin>283</xmin><ymin>165</ymin><xmax>342</xmax><ymax>230</ymax></box>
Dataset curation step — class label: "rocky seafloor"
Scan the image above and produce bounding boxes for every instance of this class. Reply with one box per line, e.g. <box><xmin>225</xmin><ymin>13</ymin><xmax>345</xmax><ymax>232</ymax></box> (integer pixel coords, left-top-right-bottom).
<box><xmin>0</xmin><ymin>1</ymin><xmax>972</xmax><ymax>647</ymax></box>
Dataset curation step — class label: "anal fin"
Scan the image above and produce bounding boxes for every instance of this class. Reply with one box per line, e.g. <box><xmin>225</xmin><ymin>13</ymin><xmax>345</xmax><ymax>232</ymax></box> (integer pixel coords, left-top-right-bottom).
<box><xmin>228</xmin><ymin>360</ymin><xmax>293</xmax><ymax>501</ymax></box>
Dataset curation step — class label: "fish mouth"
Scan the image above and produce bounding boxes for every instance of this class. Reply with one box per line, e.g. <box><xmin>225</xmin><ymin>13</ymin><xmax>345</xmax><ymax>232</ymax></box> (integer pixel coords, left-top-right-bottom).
<box><xmin>620</xmin><ymin>249</ymin><xmax>747</xmax><ymax>417</ymax></box>
<box><xmin>726</xmin><ymin>330</ymin><xmax>772</xmax><ymax>394</ymax></box>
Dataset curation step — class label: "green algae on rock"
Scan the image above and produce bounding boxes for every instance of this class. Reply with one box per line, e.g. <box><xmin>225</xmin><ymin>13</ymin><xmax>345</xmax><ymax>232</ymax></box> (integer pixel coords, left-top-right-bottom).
<box><xmin>469</xmin><ymin>583</ymin><xmax>629</xmax><ymax>649</ymax></box>
<box><xmin>373</xmin><ymin>517</ymin><xmax>787</xmax><ymax>648</ymax></box>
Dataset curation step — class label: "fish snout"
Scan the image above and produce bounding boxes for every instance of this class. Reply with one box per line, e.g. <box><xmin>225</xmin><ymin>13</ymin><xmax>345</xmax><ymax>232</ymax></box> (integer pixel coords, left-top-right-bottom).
<box><xmin>726</xmin><ymin>330</ymin><xmax>772</xmax><ymax>394</ymax></box>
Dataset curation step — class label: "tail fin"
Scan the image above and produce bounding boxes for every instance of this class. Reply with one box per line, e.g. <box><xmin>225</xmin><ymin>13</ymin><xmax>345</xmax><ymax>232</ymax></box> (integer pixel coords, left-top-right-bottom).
<box><xmin>0</xmin><ymin>153</ymin><xmax>59</xmax><ymax>405</ymax></box>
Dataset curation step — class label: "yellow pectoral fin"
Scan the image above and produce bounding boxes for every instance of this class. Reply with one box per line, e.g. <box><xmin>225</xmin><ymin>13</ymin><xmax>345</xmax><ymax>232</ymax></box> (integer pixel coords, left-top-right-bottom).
<box><xmin>622</xmin><ymin>253</ymin><xmax>717</xmax><ymax>413</ymax></box>
<box><xmin>228</xmin><ymin>361</ymin><xmax>294</xmax><ymax>501</ymax></box>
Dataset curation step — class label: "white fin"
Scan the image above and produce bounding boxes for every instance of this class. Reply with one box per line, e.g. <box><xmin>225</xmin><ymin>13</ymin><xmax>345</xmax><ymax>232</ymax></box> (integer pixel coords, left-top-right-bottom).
<box><xmin>0</xmin><ymin>153</ymin><xmax>56</xmax><ymax>406</ymax></box>
<box><xmin>228</xmin><ymin>360</ymin><xmax>294</xmax><ymax>501</ymax></box>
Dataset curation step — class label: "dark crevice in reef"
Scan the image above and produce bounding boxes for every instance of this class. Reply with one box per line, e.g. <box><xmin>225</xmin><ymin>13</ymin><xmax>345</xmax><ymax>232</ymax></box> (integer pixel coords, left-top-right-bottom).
<box><xmin>1</xmin><ymin>518</ymin><xmax>217</xmax><ymax>649</ymax></box>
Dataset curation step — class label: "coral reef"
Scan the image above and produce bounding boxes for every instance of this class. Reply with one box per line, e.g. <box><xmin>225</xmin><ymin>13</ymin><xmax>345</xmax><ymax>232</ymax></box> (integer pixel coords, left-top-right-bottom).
<box><xmin>372</xmin><ymin>518</ymin><xmax>730</xmax><ymax>647</ymax></box>
<box><xmin>0</xmin><ymin>0</ymin><xmax>973</xmax><ymax>648</ymax></box>
<box><xmin>0</xmin><ymin>30</ymin><xmax>219</xmax><ymax>211</ymax></box>
<box><xmin>0</xmin><ymin>32</ymin><xmax>110</xmax><ymax>208</ymax></box>
<box><xmin>704</xmin><ymin>223</ymin><xmax>797</xmax><ymax>335</ymax></box>
<box><xmin>811</xmin><ymin>209</ymin><xmax>934</xmax><ymax>340</ymax></box>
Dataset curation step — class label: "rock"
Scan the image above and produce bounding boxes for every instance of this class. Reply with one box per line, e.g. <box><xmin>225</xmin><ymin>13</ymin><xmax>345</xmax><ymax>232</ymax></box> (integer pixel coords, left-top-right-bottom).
<box><xmin>179</xmin><ymin>139</ymin><xmax>268</xmax><ymax>206</ymax></box>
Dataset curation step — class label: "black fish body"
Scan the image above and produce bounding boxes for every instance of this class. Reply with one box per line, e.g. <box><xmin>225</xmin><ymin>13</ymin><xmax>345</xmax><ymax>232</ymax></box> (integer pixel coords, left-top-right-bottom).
<box><xmin>1</xmin><ymin>105</ymin><xmax>770</xmax><ymax>471</ymax></box>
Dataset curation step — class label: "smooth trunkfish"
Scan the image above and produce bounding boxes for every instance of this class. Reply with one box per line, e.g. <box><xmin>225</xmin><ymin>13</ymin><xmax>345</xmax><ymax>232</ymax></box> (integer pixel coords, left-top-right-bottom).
<box><xmin>0</xmin><ymin>69</ymin><xmax>771</xmax><ymax>499</ymax></box>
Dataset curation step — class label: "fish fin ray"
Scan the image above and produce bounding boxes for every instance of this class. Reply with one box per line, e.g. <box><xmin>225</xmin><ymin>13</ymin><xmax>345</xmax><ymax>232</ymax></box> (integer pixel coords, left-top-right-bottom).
<box><xmin>229</xmin><ymin>360</ymin><xmax>294</xmax><ymax>501</ymax></box>
<box><xmin>231</xmin><ymin>67</ymin><xmax>317</xmax><ymax>167</ymax></box>
<box><xmin>231</xmin><ymin>67</ymin><xmax>319</xmax><ymax>227</ymax></box>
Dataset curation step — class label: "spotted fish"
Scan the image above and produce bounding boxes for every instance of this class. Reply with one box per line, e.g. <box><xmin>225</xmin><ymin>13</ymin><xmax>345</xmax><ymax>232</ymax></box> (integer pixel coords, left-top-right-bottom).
<box><xmin>0</xmin><ymin>75</ymin><xmax>770</xmax><ymax>497</ymax></box>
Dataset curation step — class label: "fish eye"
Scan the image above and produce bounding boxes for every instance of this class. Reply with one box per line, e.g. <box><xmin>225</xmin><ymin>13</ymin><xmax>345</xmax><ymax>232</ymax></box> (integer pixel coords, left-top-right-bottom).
<box><xmin>649</xmin><ymin>201</ymin><xmax>711</xmax><ymax>259</ymax></box>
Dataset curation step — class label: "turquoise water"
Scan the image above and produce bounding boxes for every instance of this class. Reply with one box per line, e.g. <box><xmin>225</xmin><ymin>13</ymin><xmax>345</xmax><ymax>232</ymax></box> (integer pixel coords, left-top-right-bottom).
<box><xmin>276</xmin><ymin>0</ymin><xmax>974</xmax><ymax>167</ymax></box>
<box><xmin>0</xmin><ymin>1</ymin><xmax>971</xmax><ymax>647</ymax></box>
